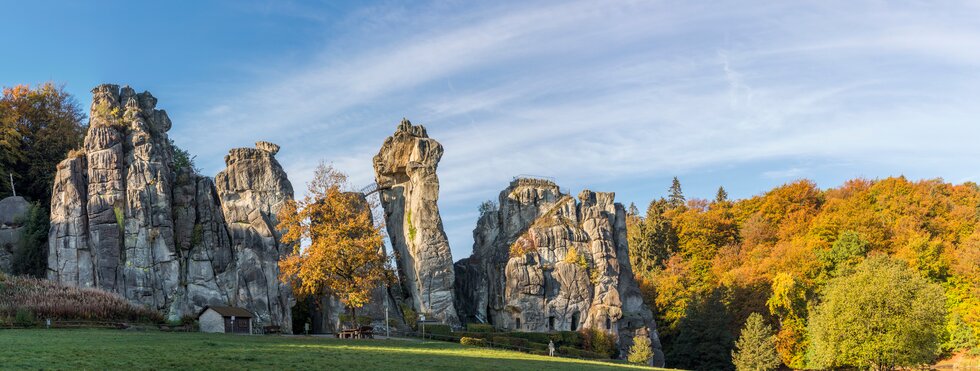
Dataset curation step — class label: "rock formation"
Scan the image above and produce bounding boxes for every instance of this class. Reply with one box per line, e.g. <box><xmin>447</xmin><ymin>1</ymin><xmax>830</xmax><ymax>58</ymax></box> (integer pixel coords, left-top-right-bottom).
<box><xmin>47</xmin><ymin>84</ymin><xmax>293</xmax><ymax>331</ymax></box>
<box><xmin>454</xmin><ymin>178</ymin><xmax>664</xmax><ymax>366</ymax></box>
<box><xmin>373</xmin><ymin>119</ymin><xmax>459</xmax><ymax>326</ymax></box>
<box><xmin>0</xmin><ymin>196</ymin><xmax>30</xmax><ymax>273</ymax></box>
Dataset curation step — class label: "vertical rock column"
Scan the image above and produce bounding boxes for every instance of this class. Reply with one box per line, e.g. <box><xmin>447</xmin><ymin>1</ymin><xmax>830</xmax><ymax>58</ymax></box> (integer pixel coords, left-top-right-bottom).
<box><xmin>47</xmin><ymin>156</ymin><xmax>90</xmax><ymax>285</ymax></box>
<box><xmin>215</xmin><ymin>141</ymin><xmax>295</xmax><ymax>333</ymax></box>
<box><xmin>373</xmin><ymin>119</ymin><xmax>459</xmax><ymax>326</ymax></box>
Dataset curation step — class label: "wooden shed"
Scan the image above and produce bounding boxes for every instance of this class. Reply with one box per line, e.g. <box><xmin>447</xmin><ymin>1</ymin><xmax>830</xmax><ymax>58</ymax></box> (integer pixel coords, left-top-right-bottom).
<box><xmin>198</xmin><ymin>306</ymin><xmax>254</xmax><ymax>334</ymax></box>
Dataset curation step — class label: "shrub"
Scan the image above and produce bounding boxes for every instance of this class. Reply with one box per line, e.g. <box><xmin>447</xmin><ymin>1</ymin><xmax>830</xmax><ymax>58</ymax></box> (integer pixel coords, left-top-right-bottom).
<box><xmin>14</xmin><ymin>308</ymin><xmax>35</xmax><ymax>327</ymax></box>
<box><xmin>627</xmin><ymin>333</ymin><xmax>653</xmax><ymax>365</ymax></box>
<box><xmin>357</xmin><ymin>316</ymin><xmax>373</xmax><ymax>326</ymax></box>
<box><xmin>502</xmin><ymin>331</ymin><xmax>552</xmax><ymax>344</ymax></box>
<box><xmin>455</xmin><ymin>331</ymin><xmax>491</xmax><ymax>339</ymax></box>
<box><xmin>491</xmin><ymin>336</ymin><xmax>530</xmax><ymax>349</ymax></box>
<box><xmin>400</xmin><ymin>304</ymin><xmax>417</xmax><ymax>329</ymax></box>
<box><xmin>553</xmin><ymin>331</ymin><xmax>583</xmax><ymax>347</ymax></box>
<box><xmin>581</xmin><ymin>328</ymin><xmax>617</xmax><ymax>359</ymax></box>
<box><xmin>466</xmin><ymin>323</ymin><xmax>495</xmax><ymax>333</ymax></box>
<box><xmin>460</xmin><ymin>337</ymin><xmax>487</xmax><ymax>347</ymax></box>
<box><xmin>422</xmin><ymin>324</ymin><xmax>453</xmax><ymax>338</ymax></box>
<box><xmin>564</xmin><ymin>246</ymin><xmax>589</xmax><ymax>270</ymax></box>
<box><xmin>559</xmin><ymin>346</ymin><xmax>607</xmax><ymax>359</ymax></box>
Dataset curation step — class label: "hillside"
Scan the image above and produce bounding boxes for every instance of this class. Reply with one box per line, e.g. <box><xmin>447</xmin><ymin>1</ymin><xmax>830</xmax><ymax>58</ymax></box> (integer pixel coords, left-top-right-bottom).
<box><xmin>630</xmin><ymin>176</ymin><xmax>980</xmax><ymax>369</ymax></box>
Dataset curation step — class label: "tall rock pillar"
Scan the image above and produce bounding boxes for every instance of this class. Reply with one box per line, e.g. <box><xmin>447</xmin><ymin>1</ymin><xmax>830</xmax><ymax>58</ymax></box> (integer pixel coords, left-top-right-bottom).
<box><xmin>373</xmin><ymin>119</ymin><xmax>459</xmax><ymax>326</ymax></box>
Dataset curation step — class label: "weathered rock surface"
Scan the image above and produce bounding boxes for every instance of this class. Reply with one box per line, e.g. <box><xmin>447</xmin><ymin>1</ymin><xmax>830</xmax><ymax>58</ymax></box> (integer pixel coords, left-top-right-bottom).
<box><xmin>0</xmin><ymin>196</ymin><xmax>31</xmax><ymax>273</ymax></box>
<box><xmin>373</xmin><ymin>119</ymin><xmax>459</xmax><ymax>326</ymax></box>
<box><xmin>454</xmin><ymin>178</ymin><xmax>664</xmax><ymax>366</ymax></box>
<box><xmin>48</xmin><ymin>84</ymin><xmax>293</xmax><ymax>332</ymax></box>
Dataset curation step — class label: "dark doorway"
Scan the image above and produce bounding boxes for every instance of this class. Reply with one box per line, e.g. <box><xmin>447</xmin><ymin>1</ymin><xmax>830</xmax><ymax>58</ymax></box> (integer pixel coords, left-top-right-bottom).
<box><xmin>515</xmin><ymin>317</ymin><xmax>521</xmax><ymax>330</ymax></box>
<box><xmin>571</xmin><ymin>312</ymin><xmax>580</xmax><ymax>331</ymax></box>
<box><xmin>548</xmin><ymin>316</ymin><xmax>555</xmax><ymax>331</ymax></box>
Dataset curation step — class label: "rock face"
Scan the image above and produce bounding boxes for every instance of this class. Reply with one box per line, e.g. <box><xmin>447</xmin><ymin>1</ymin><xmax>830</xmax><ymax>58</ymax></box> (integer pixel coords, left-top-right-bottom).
<box><xmin>373</xmin><ymin>119</ymin><xmax>459</xmax><ymax>326</ymax></box>
<box><xmin>47</xmin><ymin>84</ymin><xmax>293</xmax><ymax>332</ymax></box>
<box><xmin>0</xmin><ymin>196</ymin><xmax>31</xmax><ymax>273</ymax></box>
<box><xmin>454</xmin><ymin>178</ymin><xmax>664</xmax><ymax>366</ymax></box>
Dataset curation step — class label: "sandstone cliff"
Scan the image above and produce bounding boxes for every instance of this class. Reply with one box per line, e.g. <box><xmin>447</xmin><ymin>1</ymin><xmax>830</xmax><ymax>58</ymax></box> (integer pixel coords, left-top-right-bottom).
<box><xmin>373</xmin><ymin>119</ymin><xmax>459</xmax><ymax>326</ymax></box>
<box><xmin>0</xmin><ymin>196</ymin><xmax>30</xmax><ymax>273</ymax></box>
<box><xmin>454</xmin><ymin>178</ymin><xmax>664</xmax><ymax>366</ymax></box>
<box><xmin>47</xmin><ymin>84</ymin><xmax>293</xmax><ymax>331</ymax></box>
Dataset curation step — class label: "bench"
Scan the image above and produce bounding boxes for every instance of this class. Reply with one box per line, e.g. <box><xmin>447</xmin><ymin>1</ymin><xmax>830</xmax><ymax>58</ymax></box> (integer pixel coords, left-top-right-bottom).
<box><xmin>263</xmin><ymin>325</ymin><xmax>282</xmax><ymax>334</ymax></box>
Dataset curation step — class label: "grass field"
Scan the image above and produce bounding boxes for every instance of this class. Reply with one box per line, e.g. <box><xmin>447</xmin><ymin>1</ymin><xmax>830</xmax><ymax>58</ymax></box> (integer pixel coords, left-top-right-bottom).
<box><xmin>0</xmin><ymin>329</ymin><xmax>661</xmax><ymax>370</ymax></box>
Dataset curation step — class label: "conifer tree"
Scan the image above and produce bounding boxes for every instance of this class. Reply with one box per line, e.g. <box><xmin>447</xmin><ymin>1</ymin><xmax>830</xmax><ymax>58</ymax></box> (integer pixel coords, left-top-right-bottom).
<box><xmin>716</xmin><ymin>186</ymin><xmax>729</xmax><ymax>203</ymax></box>
<box><xmin>668</xmin><ymin>177</ymin><xmax>685</xmax><ymax>208</ymax></box>
<box><xmin>732</xmin><ymin>313</ymin><xmax>781</xmax><ymax>371</ymax></box>
<box><xmin>628</xmin><ymin>332</ymin><xmax>654</xmax><ymax>364</ymax></box>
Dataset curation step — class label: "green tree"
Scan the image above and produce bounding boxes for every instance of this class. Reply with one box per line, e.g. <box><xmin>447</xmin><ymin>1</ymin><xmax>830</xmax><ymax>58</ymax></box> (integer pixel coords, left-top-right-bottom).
<box><xmin>642</xmin><ymin>198</ymin><xmax>678</xmax><ymax>269</ymax></box>
<box><xmin>817</xmin><ymin>230</ymin><xmax>868</xmax><ymax>279</ymax></box>
<box><xmin>732</xmin><ymin>313</ymin><xmax>781</xmax><ymax>371</ymax></box>
<box><xmin>716</xmin><ymin>186</ymin><xmax>729</xmax><ymax>203</ymax></box>
<box><xmin>627</xmin><ymin>332</ymin><xmax>654</xmax><ymax>364</ymax></box>
<box><xmin>668</xmin><ymin>176</ymin><xmax>685</xmax><ymax>209</ymax></box>
<box><xmin>808</xmin><ymin>256</ymin><xmax>946</xmax><ymax>370</ymax></box>
<box><xmin>668</xmin><ymin>290</ymin><xmax>735</xmax><ymax>371</ymax></box>
<box><xmin>12</xmin><ymin>202</ymin><xmax>49</xmax><ymax>277</ymax></box>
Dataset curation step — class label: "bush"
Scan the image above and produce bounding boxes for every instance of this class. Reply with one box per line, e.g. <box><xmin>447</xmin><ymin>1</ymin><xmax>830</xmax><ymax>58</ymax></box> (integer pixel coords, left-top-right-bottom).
<box><xmin>14</xmin><ymin>308</ymin><xmax>35</xmax><ymax>327</ymax></box>
<box><xmin>466</xmin><ymin>323</ymin><xmax>495</xmax><ymax>333</ymax></box>
<box><xmin>400</xmin><ymin>304</ymin><xmax>417</xmax><ymax>329</ymax></box>
<box><xmin>559</xmin><ymin>346</ymin><xmax>608</xmax><ymax>359</ymax></box>
<box><xmin>501</xmin><ymin>331</ymin><xmax>552</xmax><ymax>344</ymax></box>
<box><xmin>490</xmin><ymin>336</ymin><xmax>530</xmax><ymax>349</ymax></box>
<box><xmin>460</xmin><ymin>337</ymin><xmax>487</xmax><ymax>347</ymax></box>
<box><xmin>12</xmin><ymin>203</ymin><xmax>49</xmax><ymax>278</ymax></box>
<box><xmin>357</xmin><ymin>316</ymin><xmax>373</xmax><ymax>326</ymax></box>
<box><xmin>421</xmin><ymin>324</ymin><xmax>453</xmax><ymax>338</ymax></box>
<box><xmin>455</xmin><ymin>331</ymin><xmax>491</xmax><ymax>340</ymax></box>
<box><xmin>627</xmin><ymin>333</ymin><xmax>653</xmax><ymax>365</ymax></box>
<box><xmin>581</xmin><ymin>328</ymin><xmax>617</xmax><ymax>358</ymax></box>
<box><xmin>553</xmin><ymin>331</ymin><xmax>583</xmax><ymax>347</ymax></box>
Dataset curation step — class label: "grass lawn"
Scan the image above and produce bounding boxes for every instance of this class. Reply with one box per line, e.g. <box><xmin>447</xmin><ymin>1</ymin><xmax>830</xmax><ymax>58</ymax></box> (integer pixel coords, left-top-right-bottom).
<box><xmin>0</xmin><ymin>329</ymin><xmax>663</xmax><ymax>370</ymax></box>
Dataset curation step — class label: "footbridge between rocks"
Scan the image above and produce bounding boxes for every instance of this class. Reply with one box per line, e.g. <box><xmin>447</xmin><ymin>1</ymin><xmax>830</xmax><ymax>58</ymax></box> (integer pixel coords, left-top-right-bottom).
<box><xmin>359</xmin><ymin>182</ymin><xmax>393</xmax><ymax>196</ymax></box>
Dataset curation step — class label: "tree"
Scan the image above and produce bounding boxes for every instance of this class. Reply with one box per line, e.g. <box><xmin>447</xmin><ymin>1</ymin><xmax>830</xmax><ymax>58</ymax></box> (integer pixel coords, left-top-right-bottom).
<box><xmin>716</xmin><ymin>186</ymin><xmax>729</xmax><ymax>203</ymax></box>
<box><xmin>11</xmin><ymin>202</ymin><xmax>49</xmax><ymax>277</ymax></box>
<box><xmin>0</xmin><ymin>83</ymin><xmax>86</xmax><ymax>202</ymax></box>
<box><xmin>277</xmin><ymin>163</ymin><xmax>389</xmax><ymax>328</ymax></box>
<box><xmin>668</xmin><ymin>290</ymin><xmax>735</xmax><ymax>371</ymax></box>
<box><xmin>668</xmin><ymin>177</ymin><xmax>685</xmax><ymax>209</ymax></box>
<box><xmin>627</xmin><ymin>332</ymin><xmax>654</xmax><ymax>364</ymax></box>
<box><xmin>808</xmin><ymin>256</ymin><xmax>946</xmax><ymax>370</ymax></box>
<box><xmin>732</xmin><ymin>313</ymin><xmax>781</xmax><ymax>371</ymax></box>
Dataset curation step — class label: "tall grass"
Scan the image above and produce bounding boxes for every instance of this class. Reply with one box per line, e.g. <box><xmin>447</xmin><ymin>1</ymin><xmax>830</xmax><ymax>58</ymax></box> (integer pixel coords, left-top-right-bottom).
<box><xmin>0</xmin><ymin>273</ymin><xmax>163</xmax><ymax>323</ymax></box>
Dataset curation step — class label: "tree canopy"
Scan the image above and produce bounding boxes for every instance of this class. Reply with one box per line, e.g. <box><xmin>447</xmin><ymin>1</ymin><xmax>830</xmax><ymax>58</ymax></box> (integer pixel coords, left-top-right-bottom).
<box><xmin>0</xmin><ymin>83</ymin><xmax>86</xmax><ymax>202</ymax></box>
<box><xmin>277</xmin><ymin>163</ymin><xmax>389</xmax><ymax>324</ymax></box>
<box><xmin>629</xmin><ymin>176</ymin><xmax>980</xmax><ymax>369</ymax></box>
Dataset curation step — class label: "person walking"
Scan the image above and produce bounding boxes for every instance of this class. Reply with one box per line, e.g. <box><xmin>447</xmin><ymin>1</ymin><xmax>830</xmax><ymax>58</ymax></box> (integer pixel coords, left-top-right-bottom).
<box><xmin>548</xmin><ymin>340</ymin><xmax>555</xmax><ymax>357</ymax></box>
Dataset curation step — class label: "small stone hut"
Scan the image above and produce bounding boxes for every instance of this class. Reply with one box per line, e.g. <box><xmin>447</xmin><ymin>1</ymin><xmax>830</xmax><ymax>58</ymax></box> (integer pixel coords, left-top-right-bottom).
<box><xmin>198</xmin><ymin>306</ymin><xmax>254</xmax><ymax>334</ymax></box>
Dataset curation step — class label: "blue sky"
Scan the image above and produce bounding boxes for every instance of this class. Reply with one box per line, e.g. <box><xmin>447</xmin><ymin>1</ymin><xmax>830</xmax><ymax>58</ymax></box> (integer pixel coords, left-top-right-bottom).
<box><xmin>6</xmin><ymin>1</ymin><xmax>980</xmax><ymax>260</ymax></box>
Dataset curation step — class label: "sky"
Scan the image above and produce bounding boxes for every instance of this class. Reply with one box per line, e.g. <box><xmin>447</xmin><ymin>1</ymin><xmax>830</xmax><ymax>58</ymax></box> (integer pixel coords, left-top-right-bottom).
<box><xmin>6</xmin><ymin>1</ymin><xmax>980</xmax><ymax>260</ymax></box>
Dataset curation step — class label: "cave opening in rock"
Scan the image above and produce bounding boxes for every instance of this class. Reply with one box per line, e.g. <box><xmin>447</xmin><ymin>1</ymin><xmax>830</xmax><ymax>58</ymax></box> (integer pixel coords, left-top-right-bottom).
<box><xmin>571</xmin><ymin>311</ymin><xmax>579</xmax><ymax>331</ymax></box>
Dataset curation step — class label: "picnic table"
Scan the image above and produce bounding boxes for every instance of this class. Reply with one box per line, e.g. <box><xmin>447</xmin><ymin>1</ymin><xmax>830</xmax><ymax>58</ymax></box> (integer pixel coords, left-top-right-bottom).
<box><xmin>337</xmin><ymin>326</ymin><xmax>374</xmax><ymax>339</ymax></box>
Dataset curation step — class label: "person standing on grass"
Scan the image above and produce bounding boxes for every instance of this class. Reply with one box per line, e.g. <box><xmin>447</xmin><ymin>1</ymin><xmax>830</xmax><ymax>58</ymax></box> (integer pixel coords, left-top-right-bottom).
<box><xmin>548</xmin><ymin>340</ymin><xmax>555</xmax><ymax>357</ymax></box>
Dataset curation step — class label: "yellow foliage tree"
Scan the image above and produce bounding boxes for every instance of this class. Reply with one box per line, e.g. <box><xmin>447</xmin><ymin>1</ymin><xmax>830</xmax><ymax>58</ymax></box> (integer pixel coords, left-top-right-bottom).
<box><xmin>277</xmin><ymin>163</ymin><xmax>388</xmax><ymax>326</ymax></box>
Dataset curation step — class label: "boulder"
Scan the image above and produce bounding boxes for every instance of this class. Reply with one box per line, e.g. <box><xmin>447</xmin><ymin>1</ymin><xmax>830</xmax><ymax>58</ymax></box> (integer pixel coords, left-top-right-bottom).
<box><xmin>0</xmin><ymin>196</ymin><xmax>31</xmax><ymax>273</ymax></box>
<box><xmin>373</xmin><ymin>118</ymin><xmax>459</xmax><ymax>326</ymax></box>
<box><xmin>454</xmin><ymin>178</ymin><xmax>664</xmax><ymax>366</ymax></box>
<box><xmin>48</xmin><ymin>84</ymin><xmax>294</xmax><ymax>332</ymax></box>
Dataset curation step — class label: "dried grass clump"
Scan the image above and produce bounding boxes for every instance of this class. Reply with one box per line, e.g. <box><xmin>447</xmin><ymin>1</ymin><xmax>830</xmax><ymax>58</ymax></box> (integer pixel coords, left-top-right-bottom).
<box><xmin>0</xmin><ymin>273</ymin><xmax>163</xmax><ymax>323</ymax></box>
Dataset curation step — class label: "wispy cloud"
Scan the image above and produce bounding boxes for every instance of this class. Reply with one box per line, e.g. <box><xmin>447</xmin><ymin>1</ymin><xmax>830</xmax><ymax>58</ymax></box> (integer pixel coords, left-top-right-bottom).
<box><xmin>168</xmin><ymin>0</ymin><xmax>980</xmax><ymax>259</ymax></box>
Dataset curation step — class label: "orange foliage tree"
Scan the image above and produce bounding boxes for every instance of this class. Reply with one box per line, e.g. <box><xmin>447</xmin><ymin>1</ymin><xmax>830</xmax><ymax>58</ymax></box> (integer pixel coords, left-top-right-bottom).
<box><xmin>277</xmin><ymin>163</ymin><xmax>389</xmax><ymax>326</ymax></box>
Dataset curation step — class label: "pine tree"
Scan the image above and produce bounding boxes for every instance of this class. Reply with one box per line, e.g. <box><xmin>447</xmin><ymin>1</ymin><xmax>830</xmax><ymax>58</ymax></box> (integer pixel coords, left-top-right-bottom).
<box><xmin>668</xmin><ymin>177</ymin><xmax>685</xmax><ymax>208</ymax></box>
<box><xmin>628</xmin><ymin>332</ymin><xmax>654</xmax><ymax>364</ymax></box>
<box><xmin>716</xmin><ymin>186</ymin><xmax>729</xmax><ymax>203</ymax></box>
<box><xmin>732</xmin><ymin>313</ymin><xmax>781</xmax><ymax>371</ymax></box>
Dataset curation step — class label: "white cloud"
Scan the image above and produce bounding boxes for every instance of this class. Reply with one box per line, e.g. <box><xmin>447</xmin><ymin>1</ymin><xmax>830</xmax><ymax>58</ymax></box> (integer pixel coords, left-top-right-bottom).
<box><xmin>169</xmin><ymin>0</ymin><xmax>980</xmax><ymax>259</ymax></box>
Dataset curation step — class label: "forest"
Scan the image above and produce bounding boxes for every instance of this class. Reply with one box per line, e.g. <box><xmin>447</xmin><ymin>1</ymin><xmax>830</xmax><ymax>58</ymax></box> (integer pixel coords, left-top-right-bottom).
<box><xmin>629</xmin><ymin>177</ymin><xmax>979</xmax><ymax>369</ymax></box>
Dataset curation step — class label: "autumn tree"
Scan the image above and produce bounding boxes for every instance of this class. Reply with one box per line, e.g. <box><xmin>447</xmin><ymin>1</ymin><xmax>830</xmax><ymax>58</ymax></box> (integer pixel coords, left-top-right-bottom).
<box><xmin>732</xmin><ymin>313</ymin><xmax>781</xmax><ymax>371</ymax></box>
<box><xmin>0</xmin><ymin>83</ymin><xmax>86</xmax><ymax>202</ymax></box>
<box><xmin>627</xmin><ymin>332</ymin><xmax>654</xmax><ymax>364</ymax></box>
<box><xmin>277</xmin><ymin>163</ymin><xmax>389</xmax><ymax>327</ymax></box>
